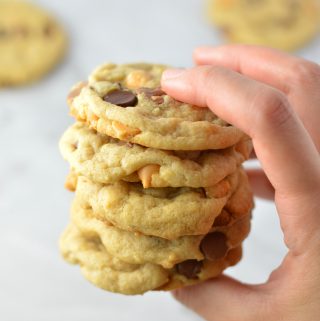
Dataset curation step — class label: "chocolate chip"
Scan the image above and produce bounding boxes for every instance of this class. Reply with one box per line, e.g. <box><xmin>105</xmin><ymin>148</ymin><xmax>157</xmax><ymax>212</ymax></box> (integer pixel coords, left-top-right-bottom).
<box><xmin>176</xmin><ymin>260</ymin><xmax>203</xmax><ymax>279</ymax></box>
<box><xmin>103</xmin><ymin>90</ymin><xmax>138</xmax><ymax>107</ymax></box>
<box><xmin>137</xmin><ymin>87</ymin><xmax>165</xmax><ymax>97</ymax></box>
<box><xmin>200</xmin><ymin>232</ymin><xmax>228</xmax><ymax>261</ymax></box>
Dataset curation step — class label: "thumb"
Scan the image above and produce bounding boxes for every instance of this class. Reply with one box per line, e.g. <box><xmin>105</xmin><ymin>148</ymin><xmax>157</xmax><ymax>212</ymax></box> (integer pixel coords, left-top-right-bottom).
<box><xmin>172</xmin><ymin>275</ymin><xmax>270</xmax><ymax>321</ymax></box>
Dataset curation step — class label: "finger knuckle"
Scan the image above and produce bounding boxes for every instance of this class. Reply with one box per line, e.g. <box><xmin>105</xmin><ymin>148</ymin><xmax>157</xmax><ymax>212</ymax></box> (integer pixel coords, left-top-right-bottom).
<box><xmin>201</xmin><ymin>65</ymin><xmax>225</xmax><ymax>80</ymax></box>
<box><xmin>200</xmin><ymin>65</ymin><xmax>227</xmax><ymax>102</ymax></box>
<box><xmin>258</xmin><ymin>89</ymin><xmax>292</xmax><ymax>129</ymax></box>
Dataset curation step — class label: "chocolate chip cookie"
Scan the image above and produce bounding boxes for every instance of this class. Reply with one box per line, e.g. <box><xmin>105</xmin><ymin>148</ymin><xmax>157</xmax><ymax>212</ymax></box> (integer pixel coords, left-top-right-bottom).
<box><xmin>207</xmin><ymin>0</ymin><xmax>320</xmax><ymax>51</ymax></box>
<box><xmin>70</xmin><ymin>168</ymin><xmax>252</xmax><ymax>239</ymax></box>
<box><xmin>0</xmin><ymin>0</ymin><xmax>67</xmax><ymax>86</ymax></box>
<box><xmin>69</xmin><ymin>199</ymin><xmax>251</xmax><ymax>269</ymax></box>
<box><xmin>60</xmin><ymin>224</ymin><xmax>242</xmax><ymax>295</ymax></box>
<box><xmin>60</xmin><ymin>122</ymin><xmax>252</xmax><ymax>188</ymax></box>
<box><xmin>67</xmin><ymin>63</ymin><xmax>246</xmax><ymax>150</ymax></box>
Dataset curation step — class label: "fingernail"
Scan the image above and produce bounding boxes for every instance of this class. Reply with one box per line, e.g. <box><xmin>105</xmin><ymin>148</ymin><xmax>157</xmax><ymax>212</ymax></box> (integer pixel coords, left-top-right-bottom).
<box><xmin>162</xmin><ymin>68</ymin><xmax>186</xmax><ymax>80</ymax></box>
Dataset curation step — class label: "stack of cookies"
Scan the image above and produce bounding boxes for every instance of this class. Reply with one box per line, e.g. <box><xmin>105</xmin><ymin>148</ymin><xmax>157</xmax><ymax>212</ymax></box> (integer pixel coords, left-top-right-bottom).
<box><xmin>59</xmin><ymin>63</ymin><xmax>254</xmax><ymax>295</ymax></box>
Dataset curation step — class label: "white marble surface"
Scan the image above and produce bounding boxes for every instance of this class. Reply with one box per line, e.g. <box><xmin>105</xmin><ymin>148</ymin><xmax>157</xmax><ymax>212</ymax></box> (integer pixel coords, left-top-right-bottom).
<box><xmin>1</xmin><ymin>1</ymin><xmax>319</xmax><ymax>321</ymax></box>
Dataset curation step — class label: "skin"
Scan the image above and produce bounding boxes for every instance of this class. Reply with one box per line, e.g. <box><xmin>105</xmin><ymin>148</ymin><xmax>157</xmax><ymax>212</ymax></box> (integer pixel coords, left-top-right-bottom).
<box><xmin>161</xmin><ymin>45</ymin><xmax>320</xmax><ymax>321</ymax></box>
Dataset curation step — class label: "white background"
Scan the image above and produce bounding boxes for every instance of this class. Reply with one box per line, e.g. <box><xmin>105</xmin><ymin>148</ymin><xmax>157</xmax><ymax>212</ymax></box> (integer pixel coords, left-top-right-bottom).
<box><xmin>1</xmin><ymin>1</ymin><xmax>319</xmax><ymax>321</ymax></box>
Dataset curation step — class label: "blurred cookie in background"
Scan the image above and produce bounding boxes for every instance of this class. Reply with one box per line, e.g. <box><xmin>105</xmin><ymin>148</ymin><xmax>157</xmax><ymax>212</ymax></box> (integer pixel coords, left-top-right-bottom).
<box><xmin>0</xmin><ymin>0</ymin><xmax>67</xmax><ymax>87</ymax></box>
<box><xmin>207</xmin><ymin>0</ymin><xmax>320</xmax><ymax>51</ymax></box>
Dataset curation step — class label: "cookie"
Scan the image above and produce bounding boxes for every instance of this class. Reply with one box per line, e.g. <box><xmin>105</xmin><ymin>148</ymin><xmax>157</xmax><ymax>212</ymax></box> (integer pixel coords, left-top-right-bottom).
<box><xmin>60</xmin><ymin>224</ymin><xmax>242</xmax><ymax>295</ymax></box>
<box><xmin>67</xmin><ymin>63</ymin><xmax>247</xmax><ymax>150</ymax></box>
<box><xmin>60</xmin><ymin>122</ymin><xmax>252</xmax><ymax>188</ymax></box>
<box><xmin>72</xmin><ymin>168</ymin><xmax>252</xmax><ymax>240</ymax></box>
<box><xmin>208</xmin><ymin>0</ymin><xmax>320</xmax><ymax>51</ymax></box>
<box><xmin>0</xmin><ymin>0</ymin><xmax>67</xmax><ymax>86</ymax></box>
<box><xmin>69</xmin><ymin>198</ymin><xmax>251</xmax><ymax>269</ymax></box>
<box><xmin>72</xmin><ymin>171</ymin><xmax>236</xmax><ymax>239</ymax></box>
<box><xmin>60</xmin><ymin>224</ymin><xmax>169</xmax><ymax>295</ymax></box>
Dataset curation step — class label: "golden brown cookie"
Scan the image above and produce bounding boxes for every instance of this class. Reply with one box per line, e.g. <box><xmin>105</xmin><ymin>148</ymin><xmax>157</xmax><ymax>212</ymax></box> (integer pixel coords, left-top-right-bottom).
<box><xmin>69</xmin><ymin>198</ymin><xmax>251</xmax><ymax>269</ymax></box>
<box><xmin>207</xmin><ymin>0</ymin><xmax>320</xmax><ymax>51</ymax></box>
<box><xmin>60</xmin><ymin>122</ymin><xmax>252</xmax><ymax>188</ymax></box>
<box><xmin>72</xmin><ymin>168</ymin><xmax>253</xmax><ymax>240</ymax></box>
<box><xmin>73</xmin><ymin>171</ymin><xmax>235</xmax><ymax>239</ymax></box>
<box><xmin>0</xmin><ymin>0</ymin><xmax>67</xmax><ymax>86</ymax></box>
<box><xmin>67</xmin><ymin>63</ymin><xmax>247</xmax><ymax>150</ymax></box>
<box><xmin>60</xmin><ymin>224</ymin><xmax>242</xmax><ymax>295</ymax></box>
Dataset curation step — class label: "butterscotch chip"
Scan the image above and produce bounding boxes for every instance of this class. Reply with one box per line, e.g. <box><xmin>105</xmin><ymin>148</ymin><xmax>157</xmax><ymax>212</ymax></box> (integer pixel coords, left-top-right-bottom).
<box><xmin>137</xmin><ymin>164</ymin><xmax>161</xmax><ymax>188</ymax></box>
<box><xmin>125</xmin><ymin>70</ymin><xmax>152</xmax><ymax>89</ymax></box>
<box><xmin>64</xmin><ymin>171</ymin><xmax>78</xmax><ymax>192</ymax></box>
<box><xmin>111</xmin><ymin>120</ymin><xmax>141</xmax><ymax>140</ymax></box>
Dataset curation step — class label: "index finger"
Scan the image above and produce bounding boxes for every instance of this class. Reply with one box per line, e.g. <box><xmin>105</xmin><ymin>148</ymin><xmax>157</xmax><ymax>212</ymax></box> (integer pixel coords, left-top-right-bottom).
<box><xmin>193</xmin><ymin>45</ymin><xmax>320</xmax><ymax>151</ymax></box>
<box><xmin>161</xmin><ymin>66</ymin><xmax>320</xmax><ymax>197</ymax></box>
<box><xmin>193</xmin><ymin>45</ymin><xmax>320</xmax><ymax>94</ymax></box>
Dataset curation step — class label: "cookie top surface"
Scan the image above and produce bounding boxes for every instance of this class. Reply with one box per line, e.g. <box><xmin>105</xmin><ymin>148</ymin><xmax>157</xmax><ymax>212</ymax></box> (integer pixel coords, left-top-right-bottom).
<box><xmin>60</xmin><ymin>122</ymin><xmax>252</xmax><ymax>188</ymax></box>
<box><xmin>60</xmin><ymin>224</ymin><xmax>242</xmax><ymax>295</ymax></box>
<box><xmin>68</xmin><ymin>63</ymin><xmax>246</xmax><ymax>150</ymax></box>
<box><xmin>208</xmin><ymin>0</ymin><xmax>320</xmax><ymax>51</ymax></box>
<box><xmin>0</xmin><ymin>0</ymin><xmax>67</xmax><ymax>86</ymax></box>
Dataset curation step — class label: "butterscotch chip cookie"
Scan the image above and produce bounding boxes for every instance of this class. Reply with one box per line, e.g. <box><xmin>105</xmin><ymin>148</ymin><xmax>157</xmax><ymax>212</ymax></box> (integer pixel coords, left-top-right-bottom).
<box><xmin>67</xmin><ymin>63</ymin><xmax>247</xmax><ymax>150</ymax></box>
<box><xmin>0</xmin><ymin>0</ymin><xmax>67</xmax><ymax>86</ymax></box>
<box><xmin>60</xmin><ymin>122</ymin><xmax>252</xmax><ymax>188</ymax></box>
<box><xmin>207</xmin><ymin>0</ymin><xmax>320</xmax><ymax>51</ymax></box>
<box><xmin>70</xmin><ymin>198</ymin><xmax>251</xmax><ymax>269</ymax></box>
<box><xmin>60</xmin><ymin>224</ymin><xmax>169</xmax><ymax>295</ymax></box>
<box><xmin>73</xmin><ymin>171</ymin><xmax>236</xmax><ymax>239</ymax></box>
<box><xmin>60</xmin><ymin>224</ymin><xmax>242</xmax><ymax>295</ymax></box>
<box><xmin>72</xmin><ymin>168</ymin><xmax>252</xmax><ymax>240</ymax></box>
